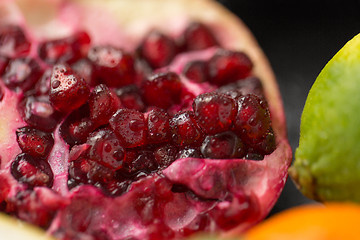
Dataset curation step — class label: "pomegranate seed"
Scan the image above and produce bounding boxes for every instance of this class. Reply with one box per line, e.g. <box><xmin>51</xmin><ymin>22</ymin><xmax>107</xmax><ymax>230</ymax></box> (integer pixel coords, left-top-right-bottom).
<box><xmin>10</xmin><ymin>153</ymin><xmax>54</xmax><ymax>188</ymax></box>
<box><xmin>59</xmin><ymin>105</ymin><xmax>95</xmax><ymax>146</ymax></box>
<box><xmin>2</xmin><ymin>57</ymin><xmax>43</xmax><ymax>92</ymax></box>
<box><xmin>234</xmin><ymin>94</ymin><xmax>271</xmax><ymax>144</ymax></box>
<box><xmin>71</xmin><ymin>58</ymin><xmax>96</xmax><ymax>86</ymax></box>
<box><xmin>87</xmin><ymin>129</ymin><xmax>125</xmax><ymax>170</ymax></box>
<box><xmin>115</xmin><ymin>85</ymin><xmax>145</xmax><ymax>111</ymax></box>
<box><xmin>154</xmin><ymin>144</ymin><xmax>178</xmax><ymax>169</ymax></box>
<box><xmin>0</xmin><ymin>25</ymin><xmax>31</xmax><ymax>57</ymax></box>
<box><xmin>18</xmin><ymin>95</ymin><xmax>62</xmax><ymax>132</ymax></box>
<box><xmin>182</xmin><ymin>22</ymin><xmax>218</xmax><ymax>51</ymax></box>
<box><xmin>200</xmin><ymin>131</ymin><xmax>245</xmax><ymax>159</ymax></box>
<box><xmin>170</xmin><ymin>111</ymin><xmax>204</xmax><ymax>147</ymax></box>
<box><xmin>121</xmin><ymin>149</ymin><xmax>157</xmax><ymax>176</ymax></box>
<box><xmin>109</xmin><ymin>109</ymin><xmax>147</xmax><ymax>148</ymax></box>
<box><xmin>147</xmin><ymin>108</ymin><xmax>171</xmax><ymax>144</ymax></box>
<box><xmin>142</xmin><ymin>72</ymin><xmax>182</xmax><ymax>109</ymax></box>
<box><xmin>88</xmin><ymin>45</ymin><xmax>135</xmax><ymax>88</ymax></box>
<box><xmin>88</xmin><ymin>84</ymin><xmax>121</xmax><ymax>126</ymax></box>
<box><xmin>101</xmin><ymin>178</ymin><xmax>131</xmax><ymax>197</ymax></box>
<box><xmin>68</xmin><ymin>157</ymin><xmax>92</xmax><ymax>187</ymax></box>
<box><xmin>0</xmin><ymin>55</ymin><xmax>9</xmax><ymax>75</ymax></box>
<box><xmin>31</xmin><ymin>69</ymin><xmax>52</xmax><ymax>96</ymax></box>
<box><xmin>248</xmin><ymin>128</ymin><xmax>276</xmax><ymax>156</ymax></box>
<box><xmin>183</xmin><ymin>60</ymin><xmax>209</xmax><ymax>83</ymax></box>
<box><xmin>139</xmin><ymin>30</ymin><xmax>177</xmax><ymax>69</ymax></box>
<box><xmin>218</xmin><ymin>77</ymin><xmax>265</xmax><ymax>99</ymax></box>
<box><xmin>208</xmin><ymin>49</ymin><xmax>253</xmax><ymax>86</ymax></box>
<box><xmin>176</xmin><ymin>147</ymin><xmax>203</xmax><ymax>159</ymax></box>
<box><xmin>16</xmin><ymin>127</ymin><xmax>54</xmax><ymax>158</ymax></box>
<box><xmin>38</xmin><ymin>31</ymin><xmax>91</xmax><ymax>64</ymax></box>
<box><xmin>193</xmin><ymin>92</ymin><xmax>237</xmax><ymax>135</ymax></box>
<box><xmin>49</xmin><ymin>64</ymin><xmax>90</xmax><ymax>112</ymax></box>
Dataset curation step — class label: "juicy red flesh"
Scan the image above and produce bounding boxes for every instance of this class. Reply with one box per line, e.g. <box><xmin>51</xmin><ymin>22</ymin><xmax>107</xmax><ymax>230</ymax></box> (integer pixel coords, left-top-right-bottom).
<box><xmin>88</xmin><ymin>45</ymin><xmax>136</xmax><ymax>88</ymax></box>
<box><xmin>183</xmin><ymin>60</ymin><xmax>209</xmax><ymax>83</ymax></box>
<box><xmin>88</xmin><ymin>84</ymin><xmax>121</xmax><ymax>126</ymax></box>
<box><xmin>147</xmin><ymin>108</ymin><xmax>171</xmax><ymax>144</ymax></box>
<box><xmin>139</xmin><ymin>31</ymin><xmax>177</xmax><ymax>69</ymax></box>
<box><xmin>208</xmin><ymin>49</ymin><xmax>253</xmax><ymax>86</ymax></box>
<box><xmin>16</xmin><ymin>127</ymin><xmax>54</xmax><ymax>158</ymax></box>
<box><xmin>0</xmin><ymin>25</ymin><xmax>31</xmax><ymax>57</ymax></box>
<box><xmin>18</xmin><ymin>95</ymin><xmax>62</xmax><ymax>132</ymax></box>
<box><xmin>193</xmin><ymin>92</ymin><xmax>237</xmax><ymax>135</ymax></box>
<box><xmin>0</xmin><ymin>22</ymin><xmax>280</xmax><ymax>240</ymax></box>
<box><xmin>200</xmin><ymin>131</ymin><xmax>245</xmax><ymax>159</ymax></box>
<box><xmin>87</xmin><ymin>128</ymin><xmax>125</xmax><ymax>170</ymax></box>
<box><xmin>109</xmin><ymin>108</ymin><xmax>147</xmax><ymax>148</ymax></box>
<box><xmin>10</xmin><ymin>153</ymin><xmax>54</xmax><ymax>188</ymax></box>
<box><xmin>115</xmin><ymin>84</ymin><xmax>145</xmax><ymax>111</ymax></box>
<box><xmin>170</xmin><ymin>111</ymin><xmax>204</xmax><ymax>147</ymax></box>
<box><xmin>142</xmin><ymin>72</ymin><xmax>183</xmax><ymax>109</ymax></box>
<box><xmin>49</xmin><ymin>64</ymin><xmax>90</xmax><ymax>112</ymax></box>
<box><xmin>234</xmin><ymin>94</ymin><xmax>272</xmax><ymax>145</ymax></box>
<box><xmin>38</xmin><ymin>31</ymin><xmax>91</xmax><ymax>64</ymax></box>
<box><xmin>2</xmin><ymin>57</ymin><xmax>43</xmax><ymax>92</ymax></box>
<box><xmin>181</xmin><ymin>22</ymin><xmax>218</xmax><ymax>51</ymax></box>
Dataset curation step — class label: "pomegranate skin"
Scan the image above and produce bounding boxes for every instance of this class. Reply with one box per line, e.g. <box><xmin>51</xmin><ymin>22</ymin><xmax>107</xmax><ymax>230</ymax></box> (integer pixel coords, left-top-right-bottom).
<box><xmin>0</xmin><ymin>0</ymin><xmax>292</xmax><ymax>240</ymax></box>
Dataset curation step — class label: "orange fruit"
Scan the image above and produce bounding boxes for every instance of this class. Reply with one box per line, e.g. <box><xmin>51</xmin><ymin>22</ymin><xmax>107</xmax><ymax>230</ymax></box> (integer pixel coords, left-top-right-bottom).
<box><xmin>243</xmin><ymin>203</ymin><xmax>360</xmax><ymax>240</ymax></box>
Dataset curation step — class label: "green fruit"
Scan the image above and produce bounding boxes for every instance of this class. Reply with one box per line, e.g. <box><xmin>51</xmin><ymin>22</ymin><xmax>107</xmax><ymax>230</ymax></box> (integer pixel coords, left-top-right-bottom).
<box><xmin>290</xmin><ymin>33</ymin><xmax>360</xmax><ymax>202</ymax></box>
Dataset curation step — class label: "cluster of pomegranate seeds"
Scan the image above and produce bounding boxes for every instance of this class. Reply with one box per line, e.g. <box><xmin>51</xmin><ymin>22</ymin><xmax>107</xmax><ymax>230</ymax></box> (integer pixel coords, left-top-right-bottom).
<box><xmin>0</xmin><ymin>20</ymin><xmax>277</xmax><ymax>239</ymax></box>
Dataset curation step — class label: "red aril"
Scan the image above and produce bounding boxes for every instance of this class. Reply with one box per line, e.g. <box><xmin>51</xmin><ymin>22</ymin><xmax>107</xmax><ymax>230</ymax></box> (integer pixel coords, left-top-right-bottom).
<box><xmin>0</xmin><ymin>1</ymin><xmax>292</xmax><ymax>240</ymax></box>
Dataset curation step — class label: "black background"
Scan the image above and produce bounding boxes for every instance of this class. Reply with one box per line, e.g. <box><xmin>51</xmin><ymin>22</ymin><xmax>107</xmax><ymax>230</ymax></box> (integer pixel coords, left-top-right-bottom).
<box><xmin>216</xmin><ymin>0</ymin><xmax>360</xmax><ymax>215</ymax></box>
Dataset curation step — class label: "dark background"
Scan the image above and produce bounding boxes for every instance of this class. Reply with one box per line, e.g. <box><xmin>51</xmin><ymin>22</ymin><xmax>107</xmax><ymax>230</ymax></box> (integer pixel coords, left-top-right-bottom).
<box><xmin>217</xmin><ymin>0</ymin><xmax>360</xmax><ymax>215</ymax></box>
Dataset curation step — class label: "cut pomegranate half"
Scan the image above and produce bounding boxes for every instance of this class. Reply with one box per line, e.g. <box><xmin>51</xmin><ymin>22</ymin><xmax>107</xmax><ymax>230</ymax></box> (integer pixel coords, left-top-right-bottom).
<box><xmin>0</xmin><ymin>0</ymin><xmax>292</xmax><ymax>240</ymax></box>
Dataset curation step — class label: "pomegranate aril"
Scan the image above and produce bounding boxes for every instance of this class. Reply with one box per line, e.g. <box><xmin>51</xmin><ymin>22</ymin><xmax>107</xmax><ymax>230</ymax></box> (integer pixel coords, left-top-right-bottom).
<box><xmin>0</xmin><ymin>55</ymin><xmax>9</xmax><ymax>75</ymax></box>
<box><xmin>31</xmin><ymin>69</ymin><xmax>52</xmax><ymax>96</ymax></box>
<box><xmin>181</xmin><ymin>22</ymin><xmax>218</xmax><ymax>51</ymax></box>
<box><xmin>88</xmin><ymin>84</ymin><xmax>121</xmax><ymax>126</ymax></box>
<box><xmin>170</xmin><ymin>111</ymin><xmax>204</xmax><ymax>147</ymax></box>
<box><xmin>16</xmin><ymin>127</ymin><xmax>54</xmax><ymax>158</ymax></box>
<box><xmin>38</xmin><ymin>31</ymin><xmax>91</xmax><ymax>64</ymax></box>
<box><xmin>18</xmin><ymin>95</ymin><xmax>62</xmax><ymax>132</ymax></box>
<box><xmin>208</xmin><ymin>49</ymin><xmax>253</xmax><ymax>86</ymax></box>
<box><xmin>109</xmin><ymin>108</ymin><xmax>147</xmax><ymax>148</ymax></box>
<box><xmin>193</xmin><ymin>92</ymin><xmax>237</xmax><ymax>135</ymax></box>
<box><xmin>154</xmin><ymin>144</ymin><xmax>178</xmax><ymax>169</ymax></box>
<box><xmin>68</xmin><ymin>157</ymin><xmax>92</xmax><ymax>187</ymax></box>
<box><xmin>2</xmin><ymin>57</ymin><xmax>43</xmax><ymax>92</ymax></box>
<box><xmin>10</xmin><ymin>153</ymin><xmax>54</xmax><ymax>188</ymax></box>
<box><xmin>234</xmin><ymin>94</ymin><xmax>271</xmax><ymax>144</ymax></box>
<box><xmin>176</xmin><ymin>147</ymin><xmax>203</xmax><ymax>159</ymax></box>
<box><xmin>71</xmin><ymin>58</ymin><xmax>96</xmax><ymax>86</ymax></box>
<box><xmin>183</xmin><ymin>60</ymin><xmax>209</xmax><ymax>83</ymax></box>
<box><xmin>49</xmin><ymin>64</ymin><xmax>90</xmax><ymax>112</ymax></box>
<box><xmin>0</xmin><ymin>25</ymin><xmax>31</xmax><ymax>57</ymax></box>
<box><xmin>115</xmin><ymin>84</ymin><xmax>145</xmax><ymax>111</ymax></box>
<box><xmin>142</xmin><ymin>72</ymin><xmax>182</xmax><ymax>109</ymax></box>
<box><xmin>87</xmin><ymin>128</ymin><xmax>125</xmax><ymax>170</ymax></box>
<box><xmin>248</xmin><ymin>128</ymin><xmax>276</xmax><ymax>156</ymax></box>
<box><xmin>200</xmin><ymin>131</ymin><xmax>245</xmax><ymax>159</ymax></box>
<box><xmin>121</xmin><ymin>149</ymin><xmax>157</xmax><ymax>176</ymax></box>
<box><xmin>218</xmin><ymin>77</ymin><xmax>265</xmax><ymax>99</ymax></box>
<box><xmin>147</xmin><ymin>108</ymin><xmax>171</xmax><ymax>144</ymax></box>
<box><xmin>60</xmin><ymin>105</ymin><xmax>96</xmax><ymax>146</ymax></box>
<box><xmin>139</xmin><ymin>30</ymin><xmax>177</xmax><ymax>69</ymax></box>
<box><xmin>88</xmin><ymin>45</ymin><xmax>136</xmax><ymax>88</ymax></box>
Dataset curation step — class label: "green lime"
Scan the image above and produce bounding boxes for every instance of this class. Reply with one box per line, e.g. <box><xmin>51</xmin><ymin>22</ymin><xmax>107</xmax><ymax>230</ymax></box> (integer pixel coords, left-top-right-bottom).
<box><xmin>290</xmin><ymin>33</ymin><xmax>360</xmax><ymax>202</ymax></box>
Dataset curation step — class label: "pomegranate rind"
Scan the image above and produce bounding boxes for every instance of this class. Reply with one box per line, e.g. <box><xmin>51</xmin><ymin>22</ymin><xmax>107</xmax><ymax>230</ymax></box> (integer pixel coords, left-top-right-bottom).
<box><xmin>0</xmin><ymin>0</ymin><xmax>292</xmax><ymax>238</ymax></box>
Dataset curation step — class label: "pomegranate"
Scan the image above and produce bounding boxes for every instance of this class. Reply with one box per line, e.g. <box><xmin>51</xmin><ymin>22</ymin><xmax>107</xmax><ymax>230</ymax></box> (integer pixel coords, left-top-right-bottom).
<box><xmin>0</xmin><ymin>0</ymin><xmax>292</xmax><ymax>240</ymax></box>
